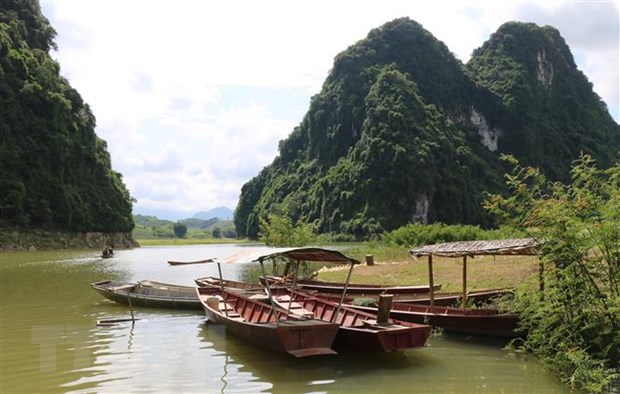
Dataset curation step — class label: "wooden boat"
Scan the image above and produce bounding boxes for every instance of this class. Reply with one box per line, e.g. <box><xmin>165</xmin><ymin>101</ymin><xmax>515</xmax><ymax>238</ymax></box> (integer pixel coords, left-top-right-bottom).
<box><xmin>168</xmin><ymin>258</ymin><xmax>215</xmax><ymax>266</ymax></box>
<box><xmin>199</xmin><ymin>276</ymin><xmax>507</xmax><ymax>307</ymax></box>
<box><xmin>194</xmin><ymin>276</ymin><xmax>265</xmax><ymax>291</ymax></box>
<box><xmin>262</xmin><ymin>275</ymin><xmax>441</xmax><ymax>300</ymax></box>
<box><xmin>195</xmin><ymin>286</ymin><xmax>339</xmax><ymax>357</ymax></box>
<box><xmin>91</xmin><ymin>280</ymin><xmax>201</xmax><ymax>310</ymax></box>
<box><xmin>349</xmin><ymin>302</ymin><xmax>521</xmax><ymax>337</ymax></box>
<box><xmin>269</xmin><ymin>289</ymin><xmax>431</xmax><ymax>352</ymax></box>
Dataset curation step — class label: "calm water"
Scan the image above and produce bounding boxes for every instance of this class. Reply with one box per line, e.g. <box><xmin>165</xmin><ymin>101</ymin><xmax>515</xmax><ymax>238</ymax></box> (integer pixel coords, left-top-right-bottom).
<box><xmin>1</xmin><ymin>245</ymin><xmax>569</xmax><ymax>393</ymax></box>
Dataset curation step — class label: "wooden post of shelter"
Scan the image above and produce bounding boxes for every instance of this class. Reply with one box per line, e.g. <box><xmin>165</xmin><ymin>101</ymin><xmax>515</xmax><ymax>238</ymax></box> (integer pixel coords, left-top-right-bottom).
<box><xmin>462</xmin><ymin>255</ymin><xmax>467</xmax><ymax>313</ymax></box>
<box><xmin>428</xmin><ymin>254</ymin><xmax>435</xmax><ymax>312</ymax></box>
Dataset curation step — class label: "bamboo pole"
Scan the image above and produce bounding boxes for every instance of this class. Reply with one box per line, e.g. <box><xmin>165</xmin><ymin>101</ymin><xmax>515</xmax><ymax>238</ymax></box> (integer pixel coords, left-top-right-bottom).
<box><xmin>217</xmin><ymin>261</ymin><xmax>228</xmax><ymax>317</ymax></box>
<box><xmin>332</xmin><ymin>261</ymin><xmax>355</xmax><ymax>323</ymax></box>
<box><xmin>286</xmin><ymin>260</ymin><xmax>301</xmax><ymax>317</ymax></box>
<box><xmin>259</xmin><ymin>260</ymin><xmax>281</xmax><ymax>325</ymax></box>
<box><xmin>428</xmin><ymin>255</ymin><xmax>435</xmax><ymax>312</ymax></box>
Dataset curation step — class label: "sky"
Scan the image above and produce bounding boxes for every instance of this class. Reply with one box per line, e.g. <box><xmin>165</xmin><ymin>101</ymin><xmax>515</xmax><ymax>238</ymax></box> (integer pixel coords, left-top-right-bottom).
<box><xmin>39</xmin><ymin>0</ymin><xmax>619</xmax><ymax>221</ymax></box>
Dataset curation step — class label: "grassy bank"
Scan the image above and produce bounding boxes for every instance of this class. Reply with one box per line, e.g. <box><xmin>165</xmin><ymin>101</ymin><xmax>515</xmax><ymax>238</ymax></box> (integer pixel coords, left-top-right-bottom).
<box><xmin>317</xmin><ymin>246</ymin><xmax>539</xmax><ymax>293</ymax></box>
<box><xmin>136</xmin><ymin>238</ymin><xmax>253</xmax><ymax>246</ymax></box>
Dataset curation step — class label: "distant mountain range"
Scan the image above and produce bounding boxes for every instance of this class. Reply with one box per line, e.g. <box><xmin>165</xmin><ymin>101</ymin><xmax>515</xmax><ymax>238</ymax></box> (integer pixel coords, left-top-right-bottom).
<box><xmin>193</xmin><ymin>207</ymin><xmax>234</xmax><ymax>220</ymax></box>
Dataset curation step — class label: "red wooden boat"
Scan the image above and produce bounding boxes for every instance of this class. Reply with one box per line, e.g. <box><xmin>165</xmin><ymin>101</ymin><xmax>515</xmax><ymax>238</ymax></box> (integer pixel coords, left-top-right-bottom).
<box><xmin>270</xmin><ymin>289</ymin><xmax>431</xmax><ymax>352</ymax></box>
<box><xmin>195</xmin><ymin>286</ymin><xmax>339</xmax><ymax>358</ymax></box>
<box><xmin>349</xmin><ymin>302</ymin><xmax>522</xmax><ymax>338</ymax></box>
<box><xmin>199</xmin><ymin>276</ymin><xmax>507</xmax><ymax>307</ymax></box>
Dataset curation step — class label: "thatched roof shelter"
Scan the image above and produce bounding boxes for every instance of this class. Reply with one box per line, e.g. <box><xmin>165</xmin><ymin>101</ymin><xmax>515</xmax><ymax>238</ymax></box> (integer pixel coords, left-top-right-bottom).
<box><xmin>409</xmin><ymin>238</ymin><xmax>542</xmax><ymax>311</ymax></box>
<box><xmin>410</xmin><ymin>238</ymin><xmax>541</xmax><ymax>258</ymax></box>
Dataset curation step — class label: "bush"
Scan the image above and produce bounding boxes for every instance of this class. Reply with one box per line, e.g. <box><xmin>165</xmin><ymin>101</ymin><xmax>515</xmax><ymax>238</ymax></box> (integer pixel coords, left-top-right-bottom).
<box><xmin>485</xmin><ymin>154</ymin><xmax>620</xmax><ymax>392</ymax></box>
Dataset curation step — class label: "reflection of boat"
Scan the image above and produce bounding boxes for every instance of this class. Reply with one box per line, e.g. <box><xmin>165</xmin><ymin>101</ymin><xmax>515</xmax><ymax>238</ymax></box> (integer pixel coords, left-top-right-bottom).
<box><xmin>196</xmin><ymin>286</ymin><xmax>339</xmax><ymax>357</ymax></box>
<box><xmin>91</xmin><ymin>280</ymin><xmax>201</xmax><ymax>310</ymax></box>
<box><xmin>270</xmin><ymin>290</ymin><xmax>431</xmax><ymax>352</ymax></box>
<box><xmin>348</xmin><ymin>238</ymin><xmax>540</xmax><ymax>338</ymax></box>
<box><xmin>168</xmin><ymin>258</ymin><xmax>215</xmax><ymax>266</ymax></box>
<box><xmin>262</xmin><ymin>276</ymin><xmax>441</xmax><ymax>299</ymax></box>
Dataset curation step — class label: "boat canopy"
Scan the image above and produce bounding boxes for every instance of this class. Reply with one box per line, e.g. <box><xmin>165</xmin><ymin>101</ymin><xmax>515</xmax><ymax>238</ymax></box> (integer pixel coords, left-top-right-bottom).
<box><xmin>256</xmin><ymin>247</ymin><xmax>361</xmax><ymax>265</ymax></box>
<box><xmin>410</xmin><ymin>238</ymin><xmax>541</xmax><ymax>258</ymax></box>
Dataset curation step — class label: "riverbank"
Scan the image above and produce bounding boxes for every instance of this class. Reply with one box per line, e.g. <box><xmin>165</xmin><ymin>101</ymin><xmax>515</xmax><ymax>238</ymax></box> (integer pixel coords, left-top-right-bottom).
<box><xmin>0</xmin><ymin>229</ymin><xmax>138</xmax><ymax>252</ymax></box>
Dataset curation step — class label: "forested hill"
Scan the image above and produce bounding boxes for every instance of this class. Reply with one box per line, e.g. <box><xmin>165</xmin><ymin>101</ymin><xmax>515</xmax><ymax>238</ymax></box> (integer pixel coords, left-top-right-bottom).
<box><xmin>0</xmin><ymin>0</ymin><xmax>134</xmax><ymax>232</ymax></box>
<box><xmin>235</xmin><ymin>18</ymin><xmax>620</xmax><ymax>239</ymax></box>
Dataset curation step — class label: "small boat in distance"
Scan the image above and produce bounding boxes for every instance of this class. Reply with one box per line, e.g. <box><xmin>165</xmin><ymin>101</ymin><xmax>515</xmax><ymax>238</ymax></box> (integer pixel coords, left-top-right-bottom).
<box><xmin>101</xmin><ymin>247</ymin><xmax>115</xmax><ymax>258</ymax></box>
<box><xmin>196</xmin><ymin>286</ymin><xmax>339</xmax><ymax>357</ymax></box>
<box><xmin>92</xmin><ymin>280</ymin><xmax>201</xmax><ymax>310</ymax></box>
<box><xmin>167</xmin><ymin>258</ymin><xmax>215</xmax><ymax>266</ymax></box>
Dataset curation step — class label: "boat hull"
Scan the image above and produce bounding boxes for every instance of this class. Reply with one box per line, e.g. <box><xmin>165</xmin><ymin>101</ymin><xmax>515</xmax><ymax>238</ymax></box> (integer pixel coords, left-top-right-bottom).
<box><xmin>270</xmin><ymin>290</ymin><xmax>431</xmax><ymax>352</ymax></box>
<box><xmin>92</xmin><ymin>280</ymin><xmax>202</xmax><ymax>310</ymax></box>
<box><xmin>351</xmin><ymin>303</ymin><xmax>522</xmax><ymax>338</ymax></box>
<box><xmin>196</xmin><ymin>287</ymin><xmax>338</xmax><ymax>357</ymax></box>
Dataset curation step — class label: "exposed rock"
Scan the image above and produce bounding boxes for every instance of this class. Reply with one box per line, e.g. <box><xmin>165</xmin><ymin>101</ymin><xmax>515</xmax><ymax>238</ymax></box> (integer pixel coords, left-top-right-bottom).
<box><xmin>471</xmin><ymin>107</ymin><xmax>500</xmax><ymax>151</ymax></box>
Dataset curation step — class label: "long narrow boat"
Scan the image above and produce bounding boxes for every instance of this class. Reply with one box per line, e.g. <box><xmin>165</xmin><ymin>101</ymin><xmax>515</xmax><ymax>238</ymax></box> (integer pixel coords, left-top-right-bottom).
<box><xmin>269</xmin><ymin>289</ymin><xmax>431</xmax><ymax>352</ymax></box>
<box><xmin>262</xmin><ymin>275</ymin><xmax>441</xmax><ymax>300</ymax></box>
<box><xmin>349</xmin><ymin>302</ymin><xmax>521</xmax><ymax>337</ymax></box>
<box><xmin>168</xmin><ymin>258</ymin><xmax>215</xmax><ymax>266</ymax></box>
<box><xmin>195</xmin><ymin>286</ymin><xmax>339</xmax><ymax>357</ymax></box>
<box><xmin>198</xmin><ymin>276</ymin><xmax>507</xmax><ymax>307</ymax></box>
<box><xmin>91</xmin><ymin>280</ymin><xmax>201</xmax><ymax>310</ymax></box>
<box><xmin>194</xmin><ymin>276</ymin><xmax>265</xmax><ymax>291</ymax></box>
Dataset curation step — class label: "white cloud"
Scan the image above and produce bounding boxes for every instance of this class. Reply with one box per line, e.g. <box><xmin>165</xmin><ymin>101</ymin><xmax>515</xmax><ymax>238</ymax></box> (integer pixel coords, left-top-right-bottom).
<box><xmin>40</xmin><ymin>0</ymin><xmax>619</xmax><ymax>219</ymax></box>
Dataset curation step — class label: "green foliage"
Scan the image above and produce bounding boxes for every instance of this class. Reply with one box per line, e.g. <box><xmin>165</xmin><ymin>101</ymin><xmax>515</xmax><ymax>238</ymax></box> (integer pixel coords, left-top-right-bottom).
<box><xmin>133</xmin><ymin>214</ymin><xmax>236</xmax><ymax>240</ymax></box>
<box><xmin>212</xmin><ymin>227</ymin><xmax>222</xmax><ymax>238</ymax></box>
<box><xmin>0</xmin><ymin>1</ymin><xmax>135</xmax><ymax>232</ymax></box>
<box><xmin>382</xmin><ymin>222</ymin><xmax>524</xmax><ymax>247</ymax></box>
<box><xmin>258</xmin><ymin>212</ymin><xmax>316</xmax><ymax>247</ymax></box>
<box><xmin>485</xmin><ymin>154</ymin><xmax>620</xmax><ymax>392</ymax></box>
<box><xmin>234</xmin><ymin>18</ymin><xmax>619</xmax><ymax>241</ymax></box>
<box><xmin>172</xmin><ymin>223</ymin><xmax>187</xmax><ymax>238</ymax></box>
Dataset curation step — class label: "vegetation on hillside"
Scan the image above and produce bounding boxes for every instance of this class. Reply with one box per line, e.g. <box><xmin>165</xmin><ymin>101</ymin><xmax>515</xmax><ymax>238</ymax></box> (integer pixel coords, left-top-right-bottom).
<box><xmin>132</xmin><ymin>214</ymin><xmax>236</xmax><ymax>240</ymax></box>
<box><xmin>234</xmin><ymin>18</ymin><xmax>620</xmax><ymax>241</ymax></box>
<box><xmin>0</xmin><ymin>0</ymin><xmax>134</xmax><ymax>232</ymax></box>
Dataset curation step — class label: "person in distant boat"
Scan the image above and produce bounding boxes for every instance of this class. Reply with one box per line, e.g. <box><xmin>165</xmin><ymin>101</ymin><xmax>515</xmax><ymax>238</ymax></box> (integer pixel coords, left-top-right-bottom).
<box><xmin>102</xmin><ymin>247</ymin><xmax>113</xmax><ymax>257</ymax></box>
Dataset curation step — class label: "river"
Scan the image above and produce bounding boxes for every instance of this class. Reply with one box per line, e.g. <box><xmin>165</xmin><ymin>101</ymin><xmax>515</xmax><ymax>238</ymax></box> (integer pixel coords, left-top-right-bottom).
<box><xmin>1</xmin><ymin>244</ymin><xmax>569</xmax><ymax>393</ymax></box>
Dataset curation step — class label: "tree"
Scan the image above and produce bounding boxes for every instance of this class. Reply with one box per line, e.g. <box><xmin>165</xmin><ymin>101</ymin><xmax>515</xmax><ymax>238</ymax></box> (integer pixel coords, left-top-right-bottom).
<box><xmin>484</xmin><ymin>154</ymin><xmax>620</xmax><ymax>392</ymax></box>
<box><xmin>172</xmin><ymin>223</ymin><xmax>187</xmax><ymax>238</ymax></box>
<box><xmin>212</xmin><ymin>227</ymin><xmax>222</xmax><ymax>238</ymax></box>
<box><xmin>258</xmin><ymin>213</ymin><xmax>316</xmax><ymax>247</ymax></box>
